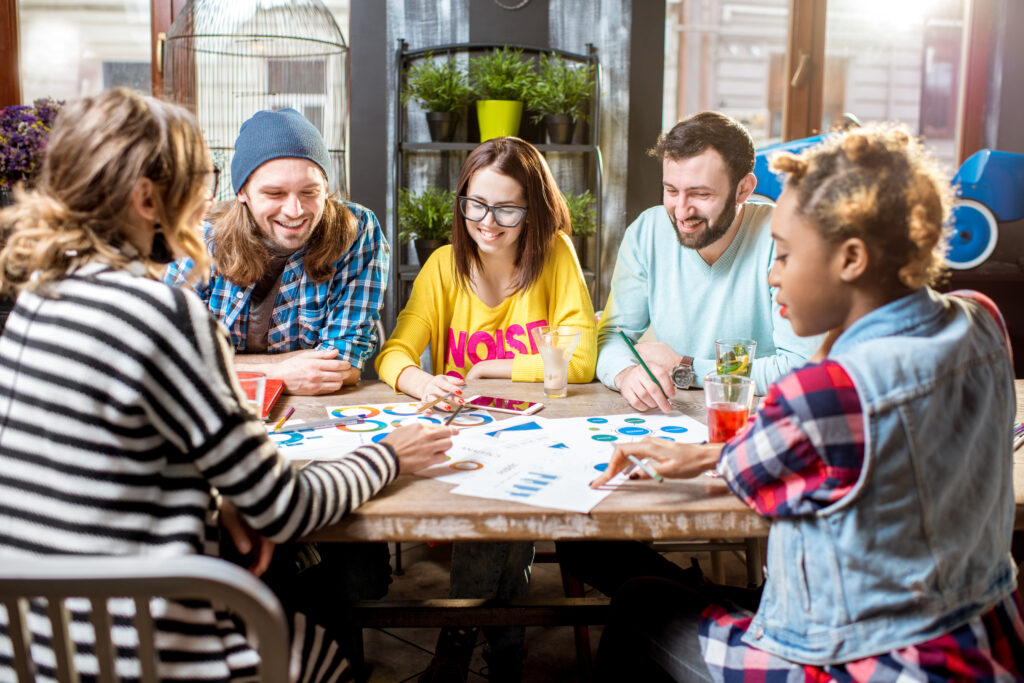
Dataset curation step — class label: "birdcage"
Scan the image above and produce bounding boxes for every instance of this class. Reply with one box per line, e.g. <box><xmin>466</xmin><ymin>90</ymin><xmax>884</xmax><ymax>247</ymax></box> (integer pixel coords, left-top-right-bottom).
<box><xmin>162</xmin><ymin>0</ymin><xmax>348</xmax><ymax>200</ymax></box>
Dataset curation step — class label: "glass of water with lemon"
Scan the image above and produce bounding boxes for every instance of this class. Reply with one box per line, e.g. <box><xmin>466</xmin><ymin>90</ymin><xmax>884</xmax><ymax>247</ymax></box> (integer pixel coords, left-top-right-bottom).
<box><xmin>715</xmin><ymin>338</ymin><xmax>756</xmax><ymax>378</ymax></box>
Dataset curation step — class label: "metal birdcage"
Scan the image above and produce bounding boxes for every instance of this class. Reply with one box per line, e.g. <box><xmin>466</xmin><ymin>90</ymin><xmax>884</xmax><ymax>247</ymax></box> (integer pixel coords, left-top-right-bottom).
<box><xmin>163</xmin><ymin>0</ymin><xmax>348</xmax><ymax>200</ymax></box>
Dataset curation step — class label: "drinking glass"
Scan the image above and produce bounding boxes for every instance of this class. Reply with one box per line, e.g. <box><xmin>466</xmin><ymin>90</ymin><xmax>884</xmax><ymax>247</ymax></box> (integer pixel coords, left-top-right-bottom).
<box><xmin>715</xmin><ymin>338</ymin><xmax>757</xmax><ymax>377</ymax></box>
<box><xmin>529</xmin><ymin>325</ymin><xmax>582</xmax><ymax>398</ymax></box>
<box><xmin>236</xmin><ymin>371</ymin><xmax>266</xmax><ymax>418</ymax></box>
<box><xmin>704</xmin><ymin>373</ymin><xmax>755</xmax><ymax>443</ymax></box>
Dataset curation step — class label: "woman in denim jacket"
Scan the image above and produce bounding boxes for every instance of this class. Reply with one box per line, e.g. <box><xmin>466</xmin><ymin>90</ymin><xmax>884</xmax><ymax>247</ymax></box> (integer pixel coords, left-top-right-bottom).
<box><xmin>591</xmin><ymin>125</ymin><xmax>1023</xmax><ymax>682</ymax></box>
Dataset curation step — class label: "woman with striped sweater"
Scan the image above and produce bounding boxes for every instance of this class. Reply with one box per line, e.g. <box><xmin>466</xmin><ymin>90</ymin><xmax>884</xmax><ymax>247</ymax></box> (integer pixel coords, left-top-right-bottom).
<box><xmin>0</xmin><ymin>87</ymin><xmax>455</xmax><ymax>682</ymax></box>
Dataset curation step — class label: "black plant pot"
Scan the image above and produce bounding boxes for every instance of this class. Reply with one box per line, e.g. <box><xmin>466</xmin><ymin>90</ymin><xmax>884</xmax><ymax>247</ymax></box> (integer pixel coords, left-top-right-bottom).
<box><xmin>544</xmin><ymin>114</ymin><xmax>575</xmax><ymax>145</ymax></box>
<box><xmin>414</xmin><ymin>238</ymin><xmax>446</xmax><ymax>266</ymax></box>
<box><xmin>0</xmin><ymin>187</ymin><xmax>13</xmax><ymax>207</ymax></box>
<box><xmin>426</xmin><ymin>112</ymin><xmax>458</xmax><ymax>142</ymax></box>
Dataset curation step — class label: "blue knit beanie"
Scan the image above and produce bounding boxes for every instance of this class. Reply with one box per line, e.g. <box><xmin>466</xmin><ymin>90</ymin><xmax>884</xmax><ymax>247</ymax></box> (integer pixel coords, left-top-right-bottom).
<box><xmin>230</xmin><ymin>108</ymin><xmax>331</xmax><ymax>194</ymax></box>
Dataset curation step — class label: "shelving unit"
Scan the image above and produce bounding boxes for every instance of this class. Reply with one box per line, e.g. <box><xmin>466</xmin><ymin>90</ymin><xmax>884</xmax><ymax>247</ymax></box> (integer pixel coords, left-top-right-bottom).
<box><xmin>386</xmin><ymin>40</ymin><xmax>603</xmax><ymax>332</ymax></box>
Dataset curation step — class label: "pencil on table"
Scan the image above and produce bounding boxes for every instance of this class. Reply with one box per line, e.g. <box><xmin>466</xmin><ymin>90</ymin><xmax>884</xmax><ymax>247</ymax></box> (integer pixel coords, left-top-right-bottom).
<box><xmin>417</xmin><ymin>390</ymin><xmax>454</xmax><ymax>414</ymax></box>
<box><xmin>272</xmin><ymin>406</ymin><xmax>295</xmax><ymax>432</ymax></box>
<box><xmin>444</xmin><ymin>403</ymin><xmax>465</xmax><ymax>425</ymax></box>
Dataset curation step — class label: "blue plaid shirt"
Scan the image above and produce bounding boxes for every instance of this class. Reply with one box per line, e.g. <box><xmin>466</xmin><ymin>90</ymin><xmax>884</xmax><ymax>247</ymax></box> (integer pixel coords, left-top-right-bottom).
<box><xmin>165</xmin><ymin>201</ymin><xmax>389</xmax><ymax>370</ymax></box>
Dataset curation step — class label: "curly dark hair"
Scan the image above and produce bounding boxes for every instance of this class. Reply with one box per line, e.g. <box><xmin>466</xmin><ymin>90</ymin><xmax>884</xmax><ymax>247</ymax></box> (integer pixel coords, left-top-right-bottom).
<box><xmin>770</xmin><ymin>124</ymin><xmax>952</xmax><ymax>290</ymax></box>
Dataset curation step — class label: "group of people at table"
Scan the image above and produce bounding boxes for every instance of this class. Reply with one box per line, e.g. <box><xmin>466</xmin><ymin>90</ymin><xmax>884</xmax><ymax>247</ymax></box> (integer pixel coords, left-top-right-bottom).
<box><xmin>0</xmin><ymin>87</ymin><xmax>1020</xmax><ymax>682</ymax></box>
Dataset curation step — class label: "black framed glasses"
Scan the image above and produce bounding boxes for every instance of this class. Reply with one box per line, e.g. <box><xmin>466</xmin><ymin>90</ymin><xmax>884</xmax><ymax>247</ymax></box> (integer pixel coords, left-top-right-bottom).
<box><xmin>458</xmin><ymin>196</ymin><xmax>527</xmax><ymax>228</ymax></box>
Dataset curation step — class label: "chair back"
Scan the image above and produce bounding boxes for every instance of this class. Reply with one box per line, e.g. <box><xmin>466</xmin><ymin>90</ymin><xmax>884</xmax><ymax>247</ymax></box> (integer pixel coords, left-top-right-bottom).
<box><xmin>0</xmin><ymin>555</ymin><xmax>289</xmax><ymax>683</ymax></box>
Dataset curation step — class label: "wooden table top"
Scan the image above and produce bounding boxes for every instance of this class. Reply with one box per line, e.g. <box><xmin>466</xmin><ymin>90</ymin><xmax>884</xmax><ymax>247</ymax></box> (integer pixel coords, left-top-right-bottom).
<box><xmin>285</xmin><ymin>379</ymin><xmax>1024</xmax><ymax>543</ymax></box>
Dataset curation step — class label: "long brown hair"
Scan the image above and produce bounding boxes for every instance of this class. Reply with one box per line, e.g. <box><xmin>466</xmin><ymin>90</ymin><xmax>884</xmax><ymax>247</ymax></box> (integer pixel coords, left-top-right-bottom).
<box><xmin>0</xmin><ymin>88</ymin><xmax>211</xmax><ymax>293</ymax></box>
<box><xmin>451</xmin><ymin>137</ymin><xmax>571</xmax><ymax>294</ymax></box>
<box><xmin>207</xmin><ymin>182</ymin><xmax>356</xmax><ymax>286</ymax></box>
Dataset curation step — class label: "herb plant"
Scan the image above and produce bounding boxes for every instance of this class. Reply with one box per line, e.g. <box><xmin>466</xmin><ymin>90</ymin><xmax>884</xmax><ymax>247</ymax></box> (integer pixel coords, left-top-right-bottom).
<box><xmin>397</xmin><ymin>186</ymin><xmax>455</xmax><ymax>243</ymax></box>
<box><xmin>468</xmin><ymin>47</ymin><xmax>537</xmax><ymax>101</ymax></box>
<box><xmin>526</xmin><ymin>54</ymin><xmax>595</xmax><ymax>123</ymax></box>
<box><xmin>402</xmin><ymin>55</ymin><xmax>473</xmax><ymax>113</ymax></box>
<box><xmin>563</xmin><ymin>189</ymin><xmax>596</xmax><ymax>237</ymax></box>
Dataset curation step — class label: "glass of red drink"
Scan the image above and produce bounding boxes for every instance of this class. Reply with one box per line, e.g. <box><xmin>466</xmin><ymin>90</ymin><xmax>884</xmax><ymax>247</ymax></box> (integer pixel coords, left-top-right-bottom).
<box><xmin>703</xmin><ymin>373</ymin><xmax>754</xmax><ymax>443</ymax></box>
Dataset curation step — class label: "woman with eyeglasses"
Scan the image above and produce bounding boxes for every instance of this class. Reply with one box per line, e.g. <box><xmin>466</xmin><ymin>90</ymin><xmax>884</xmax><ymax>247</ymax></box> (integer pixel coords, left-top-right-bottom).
<box><xmin>376</xmin><ymin>137</ymin><xmax>596</xmax><ymax>682</ymax></box>
<box><xmin>0</xmin><ymin>88</ymin><xmax>455</xmax><ymax>682</ymax></box>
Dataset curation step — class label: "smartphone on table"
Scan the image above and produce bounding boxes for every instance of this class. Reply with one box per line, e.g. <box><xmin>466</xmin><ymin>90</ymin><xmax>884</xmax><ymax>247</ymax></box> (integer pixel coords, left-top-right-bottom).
<box><xmin>464</xmin><ymin>395</ymin><xmax>544</xmax><ymax>415</ymax></box>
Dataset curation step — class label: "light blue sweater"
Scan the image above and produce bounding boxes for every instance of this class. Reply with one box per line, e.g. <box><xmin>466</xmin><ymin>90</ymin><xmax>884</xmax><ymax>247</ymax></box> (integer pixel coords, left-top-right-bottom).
<box><xmin>596</xmin><ymin>202</ymin><xmax>819</xmax><ymax>393</ymax></box>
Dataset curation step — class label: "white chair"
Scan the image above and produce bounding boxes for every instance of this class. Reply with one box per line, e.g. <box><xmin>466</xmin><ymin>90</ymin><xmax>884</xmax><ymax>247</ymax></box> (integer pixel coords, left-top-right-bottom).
<box><xmin>0</xmin><ymin>555</ymin><xmax>289</xmax><ymax>682</ymax></box>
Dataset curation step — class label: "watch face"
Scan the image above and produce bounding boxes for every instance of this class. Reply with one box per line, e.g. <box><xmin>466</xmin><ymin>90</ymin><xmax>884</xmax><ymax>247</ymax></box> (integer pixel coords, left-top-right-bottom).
<box><xmin>672</xmin><ymin>364</ymin><xmax>694</xmax><ymax>389</ymax></box>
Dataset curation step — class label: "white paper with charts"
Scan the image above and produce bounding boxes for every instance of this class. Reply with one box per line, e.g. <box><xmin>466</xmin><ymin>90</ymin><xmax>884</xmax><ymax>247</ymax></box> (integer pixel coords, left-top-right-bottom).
<box><xmin>267</xmin><ymin>401</ymin><xmax>500</xmax><ymax>461</ymax></box>
<box><xmin>417</xmin><ymin>411</ymin><xmax>709</xmax><ymax>513</ymax></box>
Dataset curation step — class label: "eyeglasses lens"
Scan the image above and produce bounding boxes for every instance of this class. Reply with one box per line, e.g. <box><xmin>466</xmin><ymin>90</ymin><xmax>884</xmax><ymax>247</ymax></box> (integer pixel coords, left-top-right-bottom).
<box><xmin>459</xmin><ymin>198</ymin><xmax>525</xmax><ymax>228</ymax></box>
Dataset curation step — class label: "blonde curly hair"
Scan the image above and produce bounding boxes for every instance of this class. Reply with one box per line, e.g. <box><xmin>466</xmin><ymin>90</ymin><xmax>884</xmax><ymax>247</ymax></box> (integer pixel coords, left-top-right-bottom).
<box><xmin>770</xmin><ymin>124</ymin><xmax>952</xmax><ymax>290</ymax></box>
<box><xmin>0</xmin><ymin>88</ymin><xmax>212</xmax><ymax>294</ymax></box>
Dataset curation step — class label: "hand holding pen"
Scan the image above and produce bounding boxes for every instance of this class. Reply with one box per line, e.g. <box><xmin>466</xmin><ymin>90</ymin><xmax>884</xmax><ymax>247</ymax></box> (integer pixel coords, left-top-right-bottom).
<box><xmin>417</xmin><ymin>375</ymin><xmax>466</xmax><ymax>413</ymax></box>
<box><xmin>590</xmin><ymin>438</ymin><xmax>724</xmax><ymax>488</ymax></box>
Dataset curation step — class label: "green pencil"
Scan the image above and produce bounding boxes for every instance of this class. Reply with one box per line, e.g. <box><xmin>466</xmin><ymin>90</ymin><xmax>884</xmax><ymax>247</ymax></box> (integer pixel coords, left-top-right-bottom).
<box><xmin>616</xmin><ymin>326</ymin><xmax>670</xmax><ymax>400</ymax></box>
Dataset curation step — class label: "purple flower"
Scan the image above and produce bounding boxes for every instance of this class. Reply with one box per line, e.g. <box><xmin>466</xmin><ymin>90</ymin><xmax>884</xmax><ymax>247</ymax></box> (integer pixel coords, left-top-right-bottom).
<box><xmin>0</xmin><ymin>97</ymin><xmax>64</xmax><ymax>189</ymax></box>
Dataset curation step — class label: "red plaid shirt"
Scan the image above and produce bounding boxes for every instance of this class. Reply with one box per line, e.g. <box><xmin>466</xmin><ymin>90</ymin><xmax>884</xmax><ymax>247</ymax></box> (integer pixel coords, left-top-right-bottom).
<box><xmin>702</xmin><ymin>358</ymin><xmax>1024</xmax><ymax>682</ymax></box>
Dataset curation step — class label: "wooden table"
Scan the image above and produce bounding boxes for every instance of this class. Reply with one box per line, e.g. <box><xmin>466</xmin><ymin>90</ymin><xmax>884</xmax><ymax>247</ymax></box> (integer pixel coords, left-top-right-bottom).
<box><xmin>282</xmin><ymin>378</ymin><xmax>1024</xmax><ymax>680</ymax></box>
<box><xmin>288</xmin><ymin>379</ymin><xmax>772</xmax><ymax>544</ymax></box>
<box><xmin>284</xmin><ymin>379</ymin><xmax>1024</xmax><ymax>543</ymax></box>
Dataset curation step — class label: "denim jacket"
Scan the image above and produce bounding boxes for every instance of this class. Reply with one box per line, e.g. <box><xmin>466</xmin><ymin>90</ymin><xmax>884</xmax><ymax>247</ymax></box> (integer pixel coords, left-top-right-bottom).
<box><xmin>745</xmin><ymin>288</ymin><xmax>1017</xmax><ymax>664</ymax></box>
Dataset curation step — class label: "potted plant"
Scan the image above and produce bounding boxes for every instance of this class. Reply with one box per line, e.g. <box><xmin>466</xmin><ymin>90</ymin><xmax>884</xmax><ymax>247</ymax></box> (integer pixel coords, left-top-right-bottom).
<box><xmin>526</xmin><ymin>54</ymin><xmax>595</xmax><ymax>144</ymax></box>
<box><xmin>563</xmin><ymin>189</ymin><xmax>596</xmax><ymax>259</ymax></box>
<box><xmin>0</xmin><ymin>97</ymin><xmax>62</xmax><ymax>206</ymax></box>
<box><xmin>468</xmin><ymin>47</ymin><xmax>537</xmax><ymax>142</ymax></box>
<box><xmin>402</xmin><ymin>54</ymin><xmax>473</xmax><ymax>142</ymax></box>
<box><xmin>398</xmin><ymin>185</ymin><xmax>455</xmax><ymax>265</ymax></box>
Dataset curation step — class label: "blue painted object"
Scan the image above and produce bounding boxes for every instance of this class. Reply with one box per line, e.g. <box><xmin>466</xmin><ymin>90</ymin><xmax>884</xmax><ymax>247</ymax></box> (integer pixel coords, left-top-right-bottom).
<box><xmin>753</xmin><ymin>136</ymin><xmax>1024</xmax><ymax>269</ymax></box>
<box><xmin>751</xmin><ymin>134</ymin><xmax>831</xmax><ymax>203</ymax></box>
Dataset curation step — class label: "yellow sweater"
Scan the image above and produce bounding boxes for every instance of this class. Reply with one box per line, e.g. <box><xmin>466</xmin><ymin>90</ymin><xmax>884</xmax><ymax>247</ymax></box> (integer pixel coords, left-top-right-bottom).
<box><xmin>376</xmin><ymin>232</ymin><xmax>597</xmax><ymax>388</ymax></box>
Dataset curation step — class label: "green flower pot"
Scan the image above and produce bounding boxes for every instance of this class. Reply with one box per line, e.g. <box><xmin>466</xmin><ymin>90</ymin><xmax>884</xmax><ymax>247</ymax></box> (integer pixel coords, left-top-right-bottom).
<box><xmin>476</xmin><ymin>100</ymin><xmax>523</xmax><ymax>141</ymax></box>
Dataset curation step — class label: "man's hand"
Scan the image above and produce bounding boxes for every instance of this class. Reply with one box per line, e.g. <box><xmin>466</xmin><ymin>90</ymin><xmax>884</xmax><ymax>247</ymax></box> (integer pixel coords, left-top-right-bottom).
<box><xmin>613</xmin><ymin>364</ymin><xmax>675</xmax><ymax>414</ymax></box>
<box><xmin>590</xmin><ymin>438</ymin><xmax>723</xmax><ymax>488</ymax></box>
<box><xmin>634</xmin><ymin>341</ymin><xmax>682</xmax><ymax>369</ymax></box>
<box><xmin>238</xmin><ymin>348</ymin><xmax>359</xmax><ymax>395</ymax></box>
<box><xmin>219</xmin><ymin>500</ymin><xmax>275</xmax><ymax>577</ymax></box>
<box><xmin>382</xmin><ymin>423</ymin><xmax>458</xmax><ymax>472</ymax></box>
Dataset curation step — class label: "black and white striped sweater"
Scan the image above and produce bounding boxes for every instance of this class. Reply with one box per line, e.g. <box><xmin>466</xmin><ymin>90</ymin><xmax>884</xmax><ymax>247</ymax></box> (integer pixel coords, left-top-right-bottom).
<box><xmin>0</xmin><ymin>262</ymin><xmax>397</xmax><ymax>681</ymax></box>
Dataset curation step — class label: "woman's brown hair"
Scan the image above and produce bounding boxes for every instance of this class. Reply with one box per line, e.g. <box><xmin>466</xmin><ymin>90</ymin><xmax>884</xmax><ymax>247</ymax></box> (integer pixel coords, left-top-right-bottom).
<box><xmin>207</xmin><ymin>180</ymin><xmax>356</xmax><ymax>286</ymax></box>
<box><xmin>451</xmin><ymin>137</ymin><xmax>571</xmax><ymax>294</ymax></box>
<box><xmin>771</xmin><ymin>124</ymin><xmax>952</xmax><ymax>290</ymax></box>
<box><xmin>0</xmin><ymin>88</ymin><xmax>212</xmax><ymax>293</ymax></box>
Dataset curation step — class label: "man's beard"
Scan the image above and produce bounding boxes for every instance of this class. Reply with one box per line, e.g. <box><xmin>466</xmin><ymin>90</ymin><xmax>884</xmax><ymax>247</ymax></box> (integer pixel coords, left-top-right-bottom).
<box><xmin>669</xmin><ymin>189</ymin><xmax>739</xmax><ymax>250</ymax></box>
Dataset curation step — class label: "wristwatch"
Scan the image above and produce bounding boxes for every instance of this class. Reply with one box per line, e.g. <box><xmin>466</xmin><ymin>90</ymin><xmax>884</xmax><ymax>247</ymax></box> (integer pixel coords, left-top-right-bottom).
<box><xmin>671</xmin><ymin>356</ymin><xmax>695</xmax><ymax>390</ymax></box>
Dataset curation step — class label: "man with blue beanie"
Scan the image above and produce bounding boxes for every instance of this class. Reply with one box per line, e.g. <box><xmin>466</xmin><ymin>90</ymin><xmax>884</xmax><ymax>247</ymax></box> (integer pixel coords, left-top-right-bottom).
<box><xmin>167</xmin><ymin>107</ymin><xmax>389</xmax><ymax>393</ymax></box>
<box><xmin>166</xmin><ymin>109</ymin><xmax>394</xmax><ymax>643</ymax></box>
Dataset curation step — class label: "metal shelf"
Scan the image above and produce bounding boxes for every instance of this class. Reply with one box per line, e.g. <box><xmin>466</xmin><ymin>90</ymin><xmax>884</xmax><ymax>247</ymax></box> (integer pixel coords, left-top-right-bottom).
<box><xmin>388</xmin><ymin>39</ymin><xmax>603</xmax><ymax>332</ymax></box>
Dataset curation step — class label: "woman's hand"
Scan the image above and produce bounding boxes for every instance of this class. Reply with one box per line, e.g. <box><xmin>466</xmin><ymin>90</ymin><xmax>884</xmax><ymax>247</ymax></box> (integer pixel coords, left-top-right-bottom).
<box><xmin>465</xmin><ymin>359</ymin><xmax>513</xmax><ymax>380</ymax></box>
<box><xmin>416</xmin><ymin>373</ymin><xmax>467</xmax><ymax>411</ymax></box>
<box><xmin>590</xmin><ymin>438</ymin><xmax>723</xmax><ymax>488</ymax></box>
<box><xmin>219</xmin><ymin>499</ymin><xmax>275</xmax><ymax>577</ymax></box>
<box><xmin>382</xmin><ymin>423</ymin><xmax>458</xmax><ymax>472</ymax></box>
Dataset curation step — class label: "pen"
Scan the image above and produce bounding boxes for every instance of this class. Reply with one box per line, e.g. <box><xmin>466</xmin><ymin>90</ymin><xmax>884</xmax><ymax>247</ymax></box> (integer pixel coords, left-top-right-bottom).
<box><xmin>616</xmin><ymin>326</ymin><xmax>670</xmax><ymax>400</ymax></box>
<box><xmin>275</xmin><ymin>415</ymin><xmax>365</xmax><ymax>433</ymax></box>
<box><xmin>443</xmin><ymin>403</ymin><xmax>465</xmax><ymax>425</ymax></box>
<box><xmin>417</xmin><ymin>390</ymin><xmax>456</xmax><ymax>414</ymax></box>
<box><xmin>272</xmin><ymin>406</ymin><xmax>295</xmax><ymax>432</ymax></box>
<box><xmin>626</xmin><ymin>454</ymin><xmax>664</xmax><ymax>483</ymax></box>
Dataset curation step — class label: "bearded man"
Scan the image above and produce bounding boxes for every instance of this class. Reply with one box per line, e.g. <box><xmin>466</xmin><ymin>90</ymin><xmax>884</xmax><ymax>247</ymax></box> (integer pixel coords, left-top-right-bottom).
<box><xmin>596</xmin><ymin>111</ymin><xmax>817</xmax><ymax>411</ymax></box>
